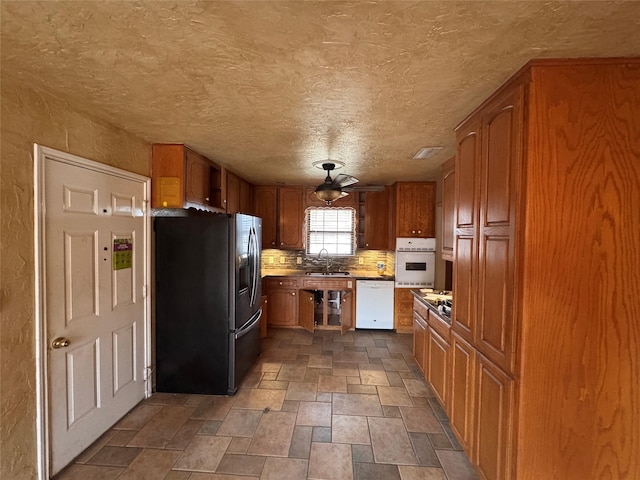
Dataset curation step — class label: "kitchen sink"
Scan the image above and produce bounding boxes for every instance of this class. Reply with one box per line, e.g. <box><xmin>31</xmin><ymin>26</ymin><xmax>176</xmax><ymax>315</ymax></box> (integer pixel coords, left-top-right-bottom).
<box><xmin>305</xmin><ymin>272</ymin><xmax>351</xmax><ymax>276</ymax></box>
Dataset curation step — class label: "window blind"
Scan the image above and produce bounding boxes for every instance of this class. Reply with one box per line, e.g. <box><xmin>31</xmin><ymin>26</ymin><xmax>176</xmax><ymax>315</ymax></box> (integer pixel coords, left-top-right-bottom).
<box><xmin>305</xmin><ymin>207</ymin><xmax>356</xmax><ymax>256</ymax></box>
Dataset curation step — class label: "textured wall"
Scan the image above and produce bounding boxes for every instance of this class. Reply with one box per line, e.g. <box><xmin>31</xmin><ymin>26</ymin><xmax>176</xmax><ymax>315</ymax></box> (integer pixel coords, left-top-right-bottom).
<box><xmin>0</xmin><ymin>76</ymin><xmax>150</xmax><ymax>479</ymax></box>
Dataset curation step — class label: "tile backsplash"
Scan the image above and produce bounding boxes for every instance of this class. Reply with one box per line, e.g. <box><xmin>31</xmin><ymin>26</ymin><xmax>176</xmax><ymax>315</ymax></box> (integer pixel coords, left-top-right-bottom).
<box><xmin>261</xmin><ymin>249</ymin><xmax>395</xmax><ymax>276</ymax></box>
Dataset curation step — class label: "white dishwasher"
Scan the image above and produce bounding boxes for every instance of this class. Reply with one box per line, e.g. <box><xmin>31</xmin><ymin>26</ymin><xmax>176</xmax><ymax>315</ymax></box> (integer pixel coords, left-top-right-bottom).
<box><xmin>355</xmin><ymin>280</ymin><xmax>395</xmax><ymax>329</ymax></box>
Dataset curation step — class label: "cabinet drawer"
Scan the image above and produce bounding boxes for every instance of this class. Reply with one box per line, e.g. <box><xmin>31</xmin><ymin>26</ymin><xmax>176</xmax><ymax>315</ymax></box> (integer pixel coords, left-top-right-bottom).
<box><xmin>300</xmin><ymin>278</ymin><xmax>353</xmax><ymax>290</ymax></box>
<box><xmin>265</xmin><ymin>277</ymin><xmax>299</xmax><ymax>289</ymax></box>
<box><xmin>413</xmin><ymin>298</ymin><xmax>429</xmax><ymax>320</ymax></box>
<box><xmin>428</xmin><ymin>309</ymin><xmax>451</xmax><ymax>341</ymax></box>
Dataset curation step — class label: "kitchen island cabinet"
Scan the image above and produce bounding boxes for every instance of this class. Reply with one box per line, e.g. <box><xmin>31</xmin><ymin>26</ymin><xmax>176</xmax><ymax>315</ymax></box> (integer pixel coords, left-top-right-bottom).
<box><xmin>452</xmin><ymin>58</ymin><xmax>640</xmax><ymax>480</ymax></box>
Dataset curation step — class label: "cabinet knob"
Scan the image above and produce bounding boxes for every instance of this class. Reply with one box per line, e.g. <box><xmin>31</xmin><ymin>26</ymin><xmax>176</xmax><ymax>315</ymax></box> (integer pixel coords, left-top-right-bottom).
<box><xmin>271</xmin><ymin>242</ymin><xmax>275</xmax><ymax>246</ymax></box>
<box><xmin>411</xmin><ymin>230</ymin><xmax>416</xmax><ymax>234</ymax></box>
<box><xmin>365</xmin><ymin>243</ymin><xmax>369</xmax><ymax>247</ymax></box>
<box><xmin>280</xmin><ymin>242</ymin><xmax>283</xmax><ymax>245</ymax></box>
<box><xmin>418</xmin><ymin>230</ymin><xmax>422</xmax><ymax>234</ymax></box>
<box><xmin>205</xmin><ymin>197</ymin><xmax>210</xmax><ymax>202</ymax></box>
<box><xmin>279</xmin><ymin>281</ymin><xmax>283</xmax><ymax>285</ymax></box>
<box><xmin>292</xmin><ymin>292</ymin><xmax>296</xmax><ymax>296</ymax></box>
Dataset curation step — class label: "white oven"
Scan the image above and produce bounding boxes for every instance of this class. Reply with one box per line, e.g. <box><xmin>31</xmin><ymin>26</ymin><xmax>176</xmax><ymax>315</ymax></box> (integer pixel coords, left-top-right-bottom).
<box><xmin>395</xmin><ymin>238</ymin><xmax>436</xmax><ymax>288</ymax></box>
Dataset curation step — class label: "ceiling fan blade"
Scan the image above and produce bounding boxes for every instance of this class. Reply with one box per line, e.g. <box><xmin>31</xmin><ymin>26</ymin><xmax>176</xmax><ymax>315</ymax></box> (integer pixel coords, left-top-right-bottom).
<box><xmin>332</xmin><ymin>173</ymin><xmax>358</xmax><ymax>188</ymax></box>
<box><xmin>342</xmin><ymin>185</ymin><xmax>385</xmax><ymax>192</ymax></box>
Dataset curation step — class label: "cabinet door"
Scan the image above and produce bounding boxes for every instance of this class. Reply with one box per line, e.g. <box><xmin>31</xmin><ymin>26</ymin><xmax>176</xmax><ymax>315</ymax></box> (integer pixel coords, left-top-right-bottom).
<box><xmin>456</xmin><ymin>117</ymin><xmax>481</xmax><ymax>230</ymax></box>
<box><xmin>239</xmin><ymin>178</ymin><xmax>254</xmax><ymax>214</ymax></box>
<box><xmin>476</xmin><ymin>85</ymin><xmax>523</xmax><ymax>373</ymax></box>
<box><xmin>412</xmin><ymin>312</ymin><xmax>427</xmax><ymax>374</ymax></box>
<box><xmin>449</xmin><ymin>332</ymin><xmax>475</xmax><ymax>451</ymax></box>
<box><xmin>226</xmin><ymin>171</ymin><xmax>240</xmax><ymax>214</ymax></box>
<box><xmin>254</xmin><ymin>186</ymin><xmax>278</xmax><ymax>248</ymax></box>
<box><xmin>394</xmin><ymin>289</ymin><xmax>414</xmax><ymax>333</ymax></box>
<box><xmin>441</xmin><ymin>157</ymin><xmax>455</xmax><ymax>261</ymax></box>
<box><xmin>341</xmin><ymin>290</ymin><xmax>353</xmax><ymax>335</ymax></box>
<box><xmin>278</xmin><ymin>187</ymin><xmax>304</xmax><ymax>249</ymax></box>
<box><xmin>299</xmin><ymin>290</ymin><xmax>315</xmax><ymax>333</ymax></box>
<box><xmin>267</xmin><ymin>289</ymin><xmax>298</xmax><ymax>326</ymax></box>
<box><xmin>185</xmin><ymin>148</ymin><xmax>211</xmax><ymax>206</ymax></box>
<box><xmin>427</xmin><ymin>326</ymin><xmax>449</xmax><ymax>407</ymax></box>
<box><xmin>474</xmin><ymin>354</ymin><xmax>514</xmax><ymax>480</ymax></box>
<box><xmin>453</xmin><ymin>115</ymin><xmax>481</xmax><ymax>345</ymax></box>
<box><xmin>363</xmin><ymin>187</ymin><xmax>390</xmax><ymax>249</ymax></box>
<box><xmin>395</xmin><ymin>182</ymin><xmax>436</xmax><ymax>237</ymax></box>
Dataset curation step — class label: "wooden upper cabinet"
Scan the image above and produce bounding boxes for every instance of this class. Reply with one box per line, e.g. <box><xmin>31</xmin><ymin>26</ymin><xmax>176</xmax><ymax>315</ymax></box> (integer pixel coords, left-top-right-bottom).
<box><xmin>394</xmin><ymin>182</ymin><xmax>436</xmax><ymax>238</ymax></box>
<box><xmin>239</xmin><ymin>177</ymin><xmax>254</xmax><ymax>214</ymax></box>
<box><xmin>456</xmin><ymin>118</ymin><xmax>481</xmax><ymax>230</ymax></box>
<box><xmin>226</xmin><ymin>171</ymin><xmax>241</xmax><ymax>214</ymax></box>
<box><xmin>363</xmin><ymin>187</ymin><xmax>391</xmax><ymax>249</ymax></box>
<box><xmin>254</xmin><ymin>186</ymin><xmax>278</xmax><ymax>248</ymax></box>
<box><xmin>152</xmin><ymin>144</ymin><xmax>225</xmax><ymax>211</ymax></box>
<box><xmin>278</xmin><ymin>187</ymin><xmax>304</xmax><ymax>249</ymax></box>
<box><xmin>441</xmin><ymin>157</ymin><xmax>455</xmax><ymax>261</ymax></box>
<box><xmin>226</xmin><ymin>171</ymin><xmax>254</xmax><ymax>215</ymax></box>
<box><xmin>304</xmin><ymin>187</ymin><xmax>356</xmax><ymax>208</ymax></box>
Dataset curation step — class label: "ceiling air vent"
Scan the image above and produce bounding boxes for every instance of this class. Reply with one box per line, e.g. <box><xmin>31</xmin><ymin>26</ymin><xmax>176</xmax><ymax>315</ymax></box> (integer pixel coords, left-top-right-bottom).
<box><xmin>412</xmin><ymin>146</ymin><xmax>443</xmax><ymax>160</ymax></box>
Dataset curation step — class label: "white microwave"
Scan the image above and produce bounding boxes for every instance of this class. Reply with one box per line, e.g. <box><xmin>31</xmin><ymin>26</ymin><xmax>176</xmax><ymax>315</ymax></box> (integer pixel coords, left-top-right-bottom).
<box><xmin>395</xmin><ymin>238</ymin><xmax>436</xmax><ymax>288</ymax></box>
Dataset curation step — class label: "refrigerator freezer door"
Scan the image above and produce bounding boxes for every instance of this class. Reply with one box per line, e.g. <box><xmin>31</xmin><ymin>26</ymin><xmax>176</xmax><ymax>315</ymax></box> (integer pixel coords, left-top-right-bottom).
<box><xmin>228</xmin><ymin>308</ymin><xmax>262</xmax><ymax>394</ymax></box>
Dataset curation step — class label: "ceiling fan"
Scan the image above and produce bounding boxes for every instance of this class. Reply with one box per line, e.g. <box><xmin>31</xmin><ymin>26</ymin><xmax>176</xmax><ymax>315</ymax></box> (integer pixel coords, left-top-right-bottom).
<box><xmin>314</xmin><ymin>162</ymin><xmax>384</xmax><ymax>204</ymax></box>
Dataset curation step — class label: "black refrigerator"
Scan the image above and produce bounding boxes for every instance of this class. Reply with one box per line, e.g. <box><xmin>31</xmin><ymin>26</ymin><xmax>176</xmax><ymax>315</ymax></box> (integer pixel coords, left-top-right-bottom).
<box><xmin>154</xmin><ymin>211</ymin><xmax>262</xmax><ymax>395</ymax></box>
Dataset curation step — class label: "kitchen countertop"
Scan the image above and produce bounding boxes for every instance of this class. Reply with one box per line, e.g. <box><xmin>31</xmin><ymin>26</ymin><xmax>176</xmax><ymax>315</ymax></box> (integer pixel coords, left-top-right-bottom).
<box><xmin>411</xmin><ymin>289</ymin><xmax>452</xmax><ymax>324</ymax></box>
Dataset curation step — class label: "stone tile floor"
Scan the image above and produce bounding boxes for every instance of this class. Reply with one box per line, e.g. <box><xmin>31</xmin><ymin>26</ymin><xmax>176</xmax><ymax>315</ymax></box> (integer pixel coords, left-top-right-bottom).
<box><xmin>55</xmin><ymin>328</ymin><xmax>478</xmax><ymax>479</ymax></box>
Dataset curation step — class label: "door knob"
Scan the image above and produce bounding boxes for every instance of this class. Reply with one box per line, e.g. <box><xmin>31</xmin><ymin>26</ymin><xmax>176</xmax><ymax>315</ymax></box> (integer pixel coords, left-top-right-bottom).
<box><xmin>51</xmin><ymin>337</ymin><xmax>70</xmax><ymax>349</ymax></box>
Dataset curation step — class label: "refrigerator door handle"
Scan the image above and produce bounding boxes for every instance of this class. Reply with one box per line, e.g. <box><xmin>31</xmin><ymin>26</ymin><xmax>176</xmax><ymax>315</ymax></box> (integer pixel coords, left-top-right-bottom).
<box><xmin>248</xmin><ymin>227</ymin><xmax>259</xmax><ymax>307</ymax></box>
<box><xmin>235</xmin><ymin>308</ymin><xmax>262</xmax><ymax>340</ymax></box>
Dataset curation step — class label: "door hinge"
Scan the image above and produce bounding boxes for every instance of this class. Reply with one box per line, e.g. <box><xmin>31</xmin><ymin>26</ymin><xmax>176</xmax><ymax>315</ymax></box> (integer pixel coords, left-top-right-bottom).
<box><xmin>142</xmin><ymin>200</ymin><xmax>149</xmax><ymax>214</ymax></box>
<box><xmin>143</xmin><ymin>366</ymin><xmax>152</xmax><ymax>381</ymax></box>
<box><xmin>143</xmin><ymin>285</ymin><xmax>148</xmax><ymax>298</ymax></box>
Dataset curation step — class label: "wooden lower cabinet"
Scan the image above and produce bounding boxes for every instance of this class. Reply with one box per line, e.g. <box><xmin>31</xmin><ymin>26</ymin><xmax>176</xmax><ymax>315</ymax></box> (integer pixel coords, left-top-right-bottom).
<box><xmin>266</xmin><ymin>288</ymin><xmax>298</xmax><ymax>326</ymax></box>
<box><xmin>448</xmin><ymin>331</ymin><xmax>475</xmax><ymax>450</ymax></box>
<box><xmin>426</xmin><ymin>326</ymin><xmax>449</xmax><ymax>407</ymax></box>
<box><xmin>474</xmin><ymin>353</ymin><xmax>515</xmax><ymax>480</ymax></box>
<box><xmin>412</xmin><ymin>311</ymin><xmax>427</xmax><ymax>374</ymax></box>
<box><xmin>298</xmin><ymin>290</ymin><xmax>315</xmax><ymax>333</ymax></box>
<box><xmin>394</xmin><ymin>288</ymin><xmax>414</xmax><ymax>333</ymax></box>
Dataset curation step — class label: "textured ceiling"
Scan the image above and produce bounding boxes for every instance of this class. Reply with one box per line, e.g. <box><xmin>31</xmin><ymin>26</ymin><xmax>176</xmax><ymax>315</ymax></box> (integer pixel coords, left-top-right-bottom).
<box><xmin>2</xmin><ymin>1</ymin><xmax>639</xmax><ymax>186</ymax></box>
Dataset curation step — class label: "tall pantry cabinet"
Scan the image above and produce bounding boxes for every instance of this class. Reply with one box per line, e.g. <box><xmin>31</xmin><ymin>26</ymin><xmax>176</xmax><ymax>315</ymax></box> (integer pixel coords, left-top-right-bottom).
<box><xmin>451</xmin><ymin>59</ymin><xmax>640</xmax><ymax>480</ymax></box>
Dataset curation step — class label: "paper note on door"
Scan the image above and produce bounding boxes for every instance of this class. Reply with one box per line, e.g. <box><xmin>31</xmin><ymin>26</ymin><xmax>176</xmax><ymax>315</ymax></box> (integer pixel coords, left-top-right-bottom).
<box><xmin>113</xmin><ymin>238</ymin><xmax>133</xmax><ymax>270</ymax></box>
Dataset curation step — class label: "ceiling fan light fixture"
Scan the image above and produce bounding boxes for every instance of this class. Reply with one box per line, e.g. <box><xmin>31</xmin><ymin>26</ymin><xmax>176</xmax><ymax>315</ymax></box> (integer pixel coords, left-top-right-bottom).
<box><xmin>412</xmin><ymin>146</ymin><xmax>443</xmax><ymax>160</ymax></box>
<box><xmin>314</xmin><ymin>184</ymin><xmax>343</xmax><ymax>202</ymax></box>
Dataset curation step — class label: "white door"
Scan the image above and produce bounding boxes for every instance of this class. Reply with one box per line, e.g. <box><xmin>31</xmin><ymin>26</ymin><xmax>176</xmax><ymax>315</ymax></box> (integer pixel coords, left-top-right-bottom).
<box><xmin>44</xmin><ymin>156</ymin><xmax>148</xmax><ymax>475</ymax></box>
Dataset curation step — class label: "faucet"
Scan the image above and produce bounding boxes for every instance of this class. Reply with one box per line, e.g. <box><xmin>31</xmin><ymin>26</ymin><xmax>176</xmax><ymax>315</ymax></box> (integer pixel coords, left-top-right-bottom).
<box><xmin>316</xmin><ymin>248</ymin><xmax>332</xmax><ymax>273</ymax></box>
